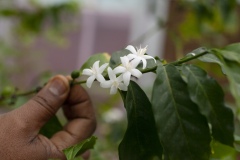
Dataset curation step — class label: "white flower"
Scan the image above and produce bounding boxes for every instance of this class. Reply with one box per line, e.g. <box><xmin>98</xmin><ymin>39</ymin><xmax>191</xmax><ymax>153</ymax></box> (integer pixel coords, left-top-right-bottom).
<box><xmin>101</xmin><ymin>67</ymin><xmax>127</xmax><ymax>94</ymax></box>
<box><xmin>113</xmin><ymin>56</ymin><xmax>142</xmax><ymax>86</ymax></box>
<box><xmin>82</xmin><ymin>61</ymin><xmax>108</xmax><ymax>88</ymax></box>
<box><xmin>125</xmin><ymin>45</ymin><xmax>156</xmax><ymax>69</ymax></box>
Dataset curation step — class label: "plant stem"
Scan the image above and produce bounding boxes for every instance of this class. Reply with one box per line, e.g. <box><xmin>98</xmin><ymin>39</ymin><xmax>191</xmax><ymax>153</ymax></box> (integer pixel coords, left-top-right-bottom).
<box><xmin>142</xmin><ymin>51</ymin><xmax>209</xmax><ymax>73</ymax></box>
<box><xmin>168</xmin><ymin>51</ymin><xmax>209</xmax><ymax>66</ymax></box>
<box><xmin>73</xmin><ymin>80</ymin><xmax>86</xmax><ymax>85</ymax></box>
<box><xmin>1</xmin><ymin>50</ymin><xmax>209</xmax><ymax>100</ymax></box>
<box><xmin>1</xmin><ymin>80</ymin><xmax>87</xmax><ymax>101</ymax></box>
<box><xmin>16</xmin><ymin>90</ymin><xmax>37</xmax><ymax>97</ymax></box>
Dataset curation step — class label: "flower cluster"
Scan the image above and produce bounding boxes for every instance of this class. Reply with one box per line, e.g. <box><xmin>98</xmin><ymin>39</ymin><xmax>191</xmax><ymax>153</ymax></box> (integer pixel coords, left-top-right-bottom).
<box><xmin>82</xmin><ymin>45</ymin><xmax>156</xmax><ymax>94</ymax></box>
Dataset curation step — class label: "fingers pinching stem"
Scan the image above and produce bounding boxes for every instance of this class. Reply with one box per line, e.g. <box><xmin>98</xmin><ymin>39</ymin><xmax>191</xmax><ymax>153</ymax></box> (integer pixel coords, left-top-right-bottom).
<box><xmin>16</xmin><ymin>75</ymin><xmax>70</xmax><ymax>132</ymax></box>
<box><xmin>51</xmin><ymin>84</ymin><xmax>96</xmax><ymax>150</ymax></box>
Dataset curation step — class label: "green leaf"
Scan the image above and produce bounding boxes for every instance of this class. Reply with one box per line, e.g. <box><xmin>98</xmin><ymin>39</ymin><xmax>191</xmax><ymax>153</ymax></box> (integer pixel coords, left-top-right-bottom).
<box><xmin>79</xmin><ymin>53</ymin><xmax>110</xmax><ymax>74</ymax></box>
<box><xmin>151</xmin><ymin>63</ymin><xmax>211</xmax><ymax>160</ymax></box>
<box><xmin>210</xmin><ymin>140</ymin><xmax>238</xmax><ymax>160</ymax></box>
<box><xmin>221</xmin><ymin>43</ymin><xmax>240</xmax><ymax>63</ymax></box>
<box><xmin>119</xmin><ymin>81</ymin><xmax>162</xmax><ymax>160</ymax></box>
<box><xmin>199</xmin><ymin>48</ymin><xmax>240</xmax><ymax>109</ymax></box>
<box><xmin>181</xmin><ymin>64</ymin><xmax>234</xmax><ymax>146</ymax></box>
<box><xmin>63</xmin><ymin>136</ymin><xmax>97</xmax><ymax>160</ymax></box>
<box><xmin>214</xmin><ymin>48</ymin><xmax>240</xmax><ymax>64</ymax></box>
<box><xmin>198</xmin><ymin>52</ymin><xmax>226</xmax><ymax>74</ymax></box>
<box><xmin>119</xmin><ymin>90</ymin><xmax>127</xmax><ymax>105</ymax></box>
<box><xmin>39</xmin><ymin>115</ymin><xmax>62</xmax><ymax>138</ymax></box>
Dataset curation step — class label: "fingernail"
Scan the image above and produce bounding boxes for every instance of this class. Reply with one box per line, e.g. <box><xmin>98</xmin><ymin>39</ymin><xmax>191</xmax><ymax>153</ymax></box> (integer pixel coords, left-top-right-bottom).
<box><xmin>49</xmin><ymin>78</ymin><xmax>67</xmax><ymax>96</ymax></box>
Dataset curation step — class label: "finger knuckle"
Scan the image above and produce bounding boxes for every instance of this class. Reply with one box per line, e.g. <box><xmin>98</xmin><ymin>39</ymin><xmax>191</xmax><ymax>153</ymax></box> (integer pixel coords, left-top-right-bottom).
<box><xmin>32</xmin><ymin>95</ymin><xmax>55</xmax><ymax>116</ymax></box>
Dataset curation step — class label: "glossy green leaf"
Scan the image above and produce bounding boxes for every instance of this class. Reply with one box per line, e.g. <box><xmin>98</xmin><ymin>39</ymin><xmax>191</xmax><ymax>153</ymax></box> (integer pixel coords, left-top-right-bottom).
<box><xmin>219</xmin><ymin>60</ymin><xmax>240</xmax><ymax>110</ymax></box>
<box><xmin>223</xmin><ymin>42</ymin><xmax>240</xmax><ymax>52</ymax></box>
<box><xmin>79</xmin><ymin>53</ymin><xmax>110</xmax><ymax>74</ymax></box>
<box><xmin>119</xmin><ymin>81</ymin><xmax>162</xmax><ymax>160</ymax></box>
<box><xmin>213</xmin><ymin>48</ymin><xmax>240</xmax><ymax>64</ymax></box>
<box><xmin>199</xmin><ymin>49</ymin><xmax>240</xmax><ymax>108</ymax></box>
<box><xmin>63</xmin><ymin>136</ymin><xmax>97</xmax><ymax>160</ymax></box>
<box><xmin>119</xmin><ymin>90</ymin><xmax>127</xmax><ymax>105</ymax></box>
<box><xmin>39</xmin><ymin>115</ymin><xmax>62</xmax><ymax>138</ymax></box>
<box><xmin>221</xmin><ymin>42</ymin><xmax>240</xmax><ymax>63</ymax></box>
<box><xmin>151</xmin><ymin>63</ymin><xmax>211</xmax><ymax>160</ymax></box>
<box><xmin>182</xmin><ymin>64</ymin><xmax>234</xmax><ymax>146</ymax></box>
<box><xmin>198</xmin><ymin>52</ymin><xmax>226</xmax><ymax>74</ymax></box>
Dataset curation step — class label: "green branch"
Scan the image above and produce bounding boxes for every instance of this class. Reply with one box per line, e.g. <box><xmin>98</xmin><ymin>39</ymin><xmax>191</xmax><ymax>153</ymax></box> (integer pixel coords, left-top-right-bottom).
<box><xmin>14</xmin><ymin>80</ymin><xmax>86</xmax><ymax>98</ymax></box>
<box><xmin>168</xmin><ymin>51</ymin><xmax>209</xmax><ymax>66</ymax></box>
<box><xmin>141</xmin><ymin>51</ymin><xmax>209</xmax><ymax>74</ymax></box>
<box><xmin>0</xmin><ymin>50</ymin><xmax>209</xmax><ymax>102</ymax></box>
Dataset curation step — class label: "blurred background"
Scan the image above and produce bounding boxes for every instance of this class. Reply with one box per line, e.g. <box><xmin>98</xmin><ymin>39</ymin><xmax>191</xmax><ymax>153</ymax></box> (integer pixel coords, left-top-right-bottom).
<box><xmin>0</xmin><ymin>0</ymin><xmax>240</xmax><ymax>159</ymax></box>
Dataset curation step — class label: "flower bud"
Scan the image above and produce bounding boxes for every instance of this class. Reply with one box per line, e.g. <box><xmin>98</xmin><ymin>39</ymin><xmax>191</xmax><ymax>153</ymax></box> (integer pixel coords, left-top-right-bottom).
<box><xmin>1</xmin><ymin>86</ymin><xmax>15</xmax><ymax>96</ymax></box>
<box><xmin>71</xmin><ymin>70</ymin><xmax>80</xmax><ymax>79</ymax></box>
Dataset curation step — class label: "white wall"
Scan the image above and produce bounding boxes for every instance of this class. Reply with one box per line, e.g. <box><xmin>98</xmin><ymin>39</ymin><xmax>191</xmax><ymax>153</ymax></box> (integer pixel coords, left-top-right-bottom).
<box><xmin>76</xmin><ymin>0</ymin><xmax>170</xmax><ymax>89</ymax></box>
<box><xmin>75</xmin><ymin>0</ymin><xmax>171</xmax><ymax>90</ymax></box>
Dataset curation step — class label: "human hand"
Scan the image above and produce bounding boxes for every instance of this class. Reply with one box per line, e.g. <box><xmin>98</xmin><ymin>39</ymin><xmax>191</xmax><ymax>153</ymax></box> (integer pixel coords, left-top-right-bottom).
<box><xmin>0</xmin><ymin>75</ymin><xmax>96</xmax><ymax>160</ymax></box>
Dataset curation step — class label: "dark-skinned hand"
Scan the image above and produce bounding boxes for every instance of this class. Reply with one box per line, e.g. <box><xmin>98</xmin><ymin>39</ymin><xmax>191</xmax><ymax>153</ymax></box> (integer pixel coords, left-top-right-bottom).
<box><xmin>0</xmin><ymin>75</ymin><xmax>96</xmax><ymax>160</ymax></box>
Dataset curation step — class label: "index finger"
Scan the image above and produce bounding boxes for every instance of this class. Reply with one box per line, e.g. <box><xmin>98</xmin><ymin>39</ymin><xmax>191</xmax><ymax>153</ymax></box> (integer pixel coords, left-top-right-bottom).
<box><xmin>50</xmin><ymin>84</ymin><xmax>96</xmax><ymax>149</ymax></box>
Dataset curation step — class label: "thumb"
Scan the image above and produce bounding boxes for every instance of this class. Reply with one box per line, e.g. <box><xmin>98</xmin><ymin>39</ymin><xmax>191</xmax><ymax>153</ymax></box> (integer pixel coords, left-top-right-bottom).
<box><xmin>16</xmin><ymin>75</ymin><xmax>70</xmax><ymax>131</ymax></box>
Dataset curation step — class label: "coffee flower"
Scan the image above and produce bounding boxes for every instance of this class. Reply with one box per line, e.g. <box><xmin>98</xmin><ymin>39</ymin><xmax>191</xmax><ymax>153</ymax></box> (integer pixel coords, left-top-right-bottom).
<box><xmin>81</xmin><ymin>45</ymin><xmax>153</xmax><ymax>92</ymax></box>
<box><xmin>82</xmin><ymin>61</ymin><xmax>108</xmax><ymax>88</ymax></box>
<box><xmin>113</xmin><ymin>56</ymin><xmax>142</xmax><ymax>86</ymax></box>
<box><xmin>100</xmin><ymin>67</ymin><xmax>127</xmax><ymax>94</ymax></box>
<box><xmin>125</xmin><ymin>45</ymin><xmax>156</xmax><ymax>69</ymax></box>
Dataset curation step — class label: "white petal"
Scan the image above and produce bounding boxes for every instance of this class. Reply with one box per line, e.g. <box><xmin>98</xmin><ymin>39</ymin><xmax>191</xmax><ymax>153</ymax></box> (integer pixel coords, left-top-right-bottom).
<box><xmin>142</xmin><ymin>58</ymin><xmax>147</xmax><ymax>69</ymax></box>
<box><xmin>143</xmin><ymin>55</ymin><xmax>156</xmax><ymax>63</ymax></box>
<box><xmin>127</xmin><ymin>53</ymin><xmax>137</xmax><ymax>60</ymax></box>
<box><xmin>139</xmin><ymin>45</ymin><xmax>148</xmax><ymax>55</ymax></box>
<box><xmin>110</xmin><ymin>86</ymin><xmax>118</xmax><ymax>94</ymax></box>
<box><xmin>131</xmin><ymin>69</ymin><xmax>142</xmax><ymax>78</ymax></box>
<box><xmin>108</xmin><ymin>67</ymin><xmax>116</xmax><ymax>80</ymax></box>
<box><xmin>100</xmin><ymin>80</ymin><xmax>113</xmax><ymax>88</ymax></box>
<box><xmin>99</xmin><ymin>63</ymin><xmax>108</xmax><ymax>73</ymax></box>
<box><xmin>118</xmin><ymin>83</ymin><xmax>128</xmax><ymax>91</ymax></box>
<box><xmin>96</xmin><ymin>74</ymin><xmax>105</xmax><ymax>82</ymax></box>
<box><xmin>86</xmin><ymin>75</ymin><xmax>95</xmax><ymax>88</ymax></box>
<box><xmin>116</xmin><ymin>74</ymin><xmax>124</xmax><ymax>82</ymax></box>
<box><xmin>125</xmin><ymin>45</ymin><xmax>137</xmax><ymax>55</ymax></box>
<box><xmin>120</xmin><ymin>56</ymin><xmax>129</xmax><ymax>67</ymax></box>
<box><xmin>93</xmin><ymin>61</ymin><xmax>100</xmax><ymax>70</ymax></box>
<box><xmin>113</xmin><ymin>66</ymin><xmax>126</xmax><ymax>74</ymax></box>
<box><xmin>131</xmin><ymin>58</ymin><xmax>141</xmax><ymax>68</ymax></box>
<box><xmin>82</xmin><ymin>69</ymin><xmax>93</xmax><ymax>76</ymax></box>
<box><xmin>123</xmin><ymin>72</ymin><xmax>131</xmax><ymax>86</ymax></box>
